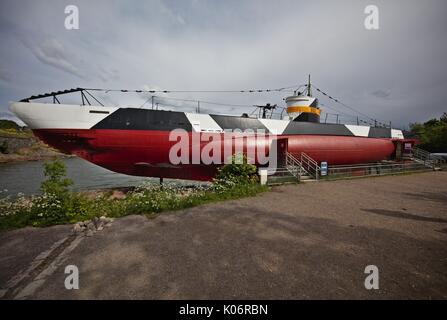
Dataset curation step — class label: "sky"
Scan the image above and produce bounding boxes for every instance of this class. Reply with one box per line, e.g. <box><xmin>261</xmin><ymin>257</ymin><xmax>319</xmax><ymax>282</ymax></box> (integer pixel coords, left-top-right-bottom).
<box><xmin>0</xmin><ymin>0</ymin><xmax>446</xmax><ymax>128</ymax></box>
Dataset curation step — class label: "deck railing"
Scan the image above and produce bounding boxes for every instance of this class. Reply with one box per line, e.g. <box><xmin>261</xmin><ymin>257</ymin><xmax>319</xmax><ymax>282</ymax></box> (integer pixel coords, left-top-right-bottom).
<box><xmin>324</xmin><ymin>161</ymin><xmax>431</xmax><ymax>180</ymax></box>
<box><xmin>411</xmin><ymin>147</ymin><xmax>447</xmax><ymax>169</ymax></box>
<box><xmin>299</xmin><ymin>152</ymin><xmax>320</xmax><ymax>180</ymax></box>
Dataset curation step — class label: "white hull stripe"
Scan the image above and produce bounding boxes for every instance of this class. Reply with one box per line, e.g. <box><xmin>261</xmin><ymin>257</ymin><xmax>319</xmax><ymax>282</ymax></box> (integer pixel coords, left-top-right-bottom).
<box><xmin>345</xmin><ymin>125</ymin><xmax>370</xmax><ymax>137</ymax></box>
<box><xmin>10</xmin><ymin>102</ymin><xmax>118</xmax><ymax>130</ymax></box>
<box><xmin>184</xmin><ymin>113</ymin><xmax>223</xmax><ymax>132</ymax></box>
<box><xmin>258</xmin><ymin>118</ymin><xmax>290</xmax><ymax>135</ymax></box>
<box><xmin>391</xmin><ymin>129</ymin><xmax>404</xmax><ymax>139</ymax></box>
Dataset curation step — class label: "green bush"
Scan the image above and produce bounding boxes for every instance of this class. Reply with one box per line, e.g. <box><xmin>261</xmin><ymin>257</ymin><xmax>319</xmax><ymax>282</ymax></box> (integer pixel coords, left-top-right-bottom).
<box><xmin>25</xmin><ymin>160</ymin><xmax>77</xmax><ymax>226</ymax></box>
<box><xmin>40</xmin><ymin>160</ymin><xmax>73</xmax><ymax>196</ymax></box>
<box><xmin>214</xmin><ymin>153</ymin><xmax>259</xmax><ymax>189</ymax></box>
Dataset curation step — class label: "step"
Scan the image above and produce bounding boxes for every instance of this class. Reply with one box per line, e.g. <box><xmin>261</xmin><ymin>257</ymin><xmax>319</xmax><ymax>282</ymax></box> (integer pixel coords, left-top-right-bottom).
<box><xmin>267</xmin><ymin>175</ymin><xmax>299</xmax><ymax>185</ymax></box>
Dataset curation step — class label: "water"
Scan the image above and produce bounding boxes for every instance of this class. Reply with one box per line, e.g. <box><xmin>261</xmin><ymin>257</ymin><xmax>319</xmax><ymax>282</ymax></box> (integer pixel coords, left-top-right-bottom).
<box><xmin>0</xmin><ymin>157</ymin><xmax>203</xmax><ymax>197</ymax></box>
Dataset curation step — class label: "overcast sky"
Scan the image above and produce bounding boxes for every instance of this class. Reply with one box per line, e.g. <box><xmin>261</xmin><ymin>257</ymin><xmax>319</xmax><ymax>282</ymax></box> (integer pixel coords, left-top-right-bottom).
<box><xmin>0</xmin><ymin>0</ymin><xmax>446</xmax><ymax>128</ymax></box>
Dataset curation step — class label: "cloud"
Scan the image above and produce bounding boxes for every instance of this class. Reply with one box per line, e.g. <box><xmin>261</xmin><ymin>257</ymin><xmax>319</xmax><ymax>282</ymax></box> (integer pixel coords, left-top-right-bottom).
<box><xmin>0</xmin><ymin>110</ymin><xmax>14</xmax><ymax>118</ymax></box>
<box><xmin>0</xmin><ymin>0</ymin><xmax>446</xmax><ymax>127</ymax></box>
<box><xmin>0</xmin><ymin>68</ymin><xmax>12</xmax><ymax>83</ymax></box>
<box><xmin>97</xmin><ymin>67</ymin><xmax>120</xmax><ymax>83</ymax></box>
<box><xmin>371</xmin><ymin>89</ymin><xmax>391</xmax><ymax>99</ymax></box>
<box><xmin>21</xmin><ymin>38</ymin><xmax>84</xmax><ymax>79</ymax></box>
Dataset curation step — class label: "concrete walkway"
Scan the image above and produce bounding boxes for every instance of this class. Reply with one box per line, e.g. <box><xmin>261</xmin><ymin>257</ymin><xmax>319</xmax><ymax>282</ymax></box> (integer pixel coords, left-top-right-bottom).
<box><xmin>1</xmin><ymin>172</ymin><xmax>447</xmax><ymax>299</ymax></box>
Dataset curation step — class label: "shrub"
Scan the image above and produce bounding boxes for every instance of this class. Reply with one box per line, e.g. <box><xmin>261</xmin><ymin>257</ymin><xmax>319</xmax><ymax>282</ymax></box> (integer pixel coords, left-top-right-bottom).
<box><xmin>28</xmin><ymin>160</ymin><xmax>75</xmax><ymax>226</ymax></box>
<box><xmin>40</xmin><ymin>160</ymin><xmax>73</xmax><ymax>196</ymax></box>
<box><xmin>214</xmin><ymin>153</ymin><xmax>259</xmax><ymax>189</ymax></box>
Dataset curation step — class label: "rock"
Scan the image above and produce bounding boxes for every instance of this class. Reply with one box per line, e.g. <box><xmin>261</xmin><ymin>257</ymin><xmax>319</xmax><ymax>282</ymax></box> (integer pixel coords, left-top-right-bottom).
<box><xmin>75</xmin><ymin>217</ymin><xmax>114</xmax><ymax>233</ymax></box>
<box><xmin>87</xmin><ymin>222</ymin><xmax>96</xmax><ymax>231</ymax></box>
<box><xmin>73</xmin><ymin>223</ymin><xmax>83</xmax><ymax>233</ymax></box>
<box><xmin>108</xmin><ymin>190</ymin><xmax>126</xmax><ymax>200</ymax></box>
<box><xmin>92</xmin><ymin>217</ymin><xmax>100</xmax><ymax>228</ymax></box>
<box><xmin>99</xmin><ymin>216</ymin><xmax>114</xmax><ymax>224</ymax></box>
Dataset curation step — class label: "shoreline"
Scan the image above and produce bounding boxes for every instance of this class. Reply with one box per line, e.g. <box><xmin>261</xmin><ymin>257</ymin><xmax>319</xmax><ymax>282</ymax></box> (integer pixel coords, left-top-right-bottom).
<box><xmin>0</xmin><ymin>132</ymin><xmax>70</xmax><ymax>164</ymax></box>
<box><xmin>0</xmin><ymin>152</ymin><xmax>71</xmax><ymax>164</ymax></box>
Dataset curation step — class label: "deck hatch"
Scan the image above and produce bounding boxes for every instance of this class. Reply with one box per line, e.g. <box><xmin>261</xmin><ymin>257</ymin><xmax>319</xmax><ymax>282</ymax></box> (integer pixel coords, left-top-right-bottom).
<box><xmin>89</xmin><ymin>110</ymin><xmax>110</xmax><ymax>114</ymax></box>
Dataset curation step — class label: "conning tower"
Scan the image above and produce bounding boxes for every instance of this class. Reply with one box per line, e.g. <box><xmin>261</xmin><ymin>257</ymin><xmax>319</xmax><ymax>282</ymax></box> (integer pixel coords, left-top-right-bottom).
<box><xmin>285</xmin><ymin>75</ymin><xmax>320</xmax><ymax>122</ymax></box>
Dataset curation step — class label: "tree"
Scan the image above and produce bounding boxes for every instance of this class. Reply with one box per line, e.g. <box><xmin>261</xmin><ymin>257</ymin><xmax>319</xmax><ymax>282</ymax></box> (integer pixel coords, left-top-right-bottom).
<box><xmin>41</xmin><ymin>160</ymin><xmax>73</xmax><ymax>196</ymax></box>
<box><xmin>410</xmin><ymin>113</ymin><xmax>447</xmax><ymax>152</ymax></box>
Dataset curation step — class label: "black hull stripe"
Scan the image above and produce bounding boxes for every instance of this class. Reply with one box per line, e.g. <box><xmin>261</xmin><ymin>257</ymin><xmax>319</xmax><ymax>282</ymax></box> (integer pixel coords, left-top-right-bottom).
<box><xmin>283</xmin><ymin>121</ymin><xmax>354</xmax><ymax>136</ymax></box>
<box><xmin>92</xmin><ymin>108</ymin><xmax>193</xmax><ymax>131</ymax></box>
<box><xmin>209</xmin><ymin>114</ymin><xmax>268</xmax><ymax>132</ymax></box>
<box><xmin>368</xmin><ymin>127</ymin><xmax>392</xmax><ymax>138</ymax></box>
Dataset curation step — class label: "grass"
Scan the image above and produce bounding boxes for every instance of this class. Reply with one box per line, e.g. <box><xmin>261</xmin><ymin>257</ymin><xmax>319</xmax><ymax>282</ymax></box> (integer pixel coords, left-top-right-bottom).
<box><xmin>0</xmin><ymin>128</ymin><xmax>32</xmax><ymax>139</ymax></box>
<box><xmin>0</xmin><ymin>181</ymin><xmax>268</xmax><ymax>232</ymax></box>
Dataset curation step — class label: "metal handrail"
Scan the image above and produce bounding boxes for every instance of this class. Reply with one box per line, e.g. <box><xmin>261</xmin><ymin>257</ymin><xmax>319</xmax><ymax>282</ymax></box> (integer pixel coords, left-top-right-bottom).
<box><xmin>300</xmin><ymin>152</ymin><xmax>320</xmax><ymax>180</ymax></box>
<box><xmin>412</xmin><ymin>147</ymin><xmax>446</xmax><ymax>168</ymax></box>
<box><xmin>413</xmin><ymin>147</ymin><xmax>442</xmax><ymax>160</ymax></box>
<box><xmin>285</xmin><ymin>152</ymin><xmax>302</xmax><ymax>178</ymax></box>
<box><xmin>325</xmin><ymin>161</ymin><xmax>431</xmax><ymax>180</ymax></box>
<box><xmin>286</xmin><ymin>152</ymin><xmax>321</xmax><ymax>179</ymax></box>
<box><xmin>278</xmin><ymin>147</ymin><xmax>442</xmax><ymax>182</ymax></box>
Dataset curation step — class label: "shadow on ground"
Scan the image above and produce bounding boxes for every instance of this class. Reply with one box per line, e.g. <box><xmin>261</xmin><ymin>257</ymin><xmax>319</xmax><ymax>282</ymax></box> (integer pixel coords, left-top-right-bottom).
<box><xmin>362</xmin><ymin>208</ymin><xmax>447</xmax><ymax>223</ymax></box>
<box><xmin>403</xmin><ymin>192</ymin><xmax>447</xmax><ymax>204</ymax></box>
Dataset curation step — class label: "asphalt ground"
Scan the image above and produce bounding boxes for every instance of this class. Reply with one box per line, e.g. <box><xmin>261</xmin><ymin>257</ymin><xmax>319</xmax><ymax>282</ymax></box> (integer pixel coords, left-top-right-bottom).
<box><xmin>1</xmin><ymin>171</ymin><xmax>446</xmax><ymax>299</ymax></box>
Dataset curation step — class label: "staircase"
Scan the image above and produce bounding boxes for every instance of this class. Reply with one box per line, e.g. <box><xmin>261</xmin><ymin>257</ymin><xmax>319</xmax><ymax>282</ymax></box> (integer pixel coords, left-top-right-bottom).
<box><xmin>411</xmin><ymin>147</ymin><xmax>446</xmax><ymax>170</ymax></box>
<box><xmin>296</xmin><ymin>152</ymin><xmax>321</xmax><ymax>180</ymax></box>
<box><xmin>265</xmin><ymin>147</ymin><xmax>445</xmax><ymax>185</ymax></box>
<box><xmin>266</xmin><ymin>152</ymin><xmax>320</xmax><ymax>185</ymax></box>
